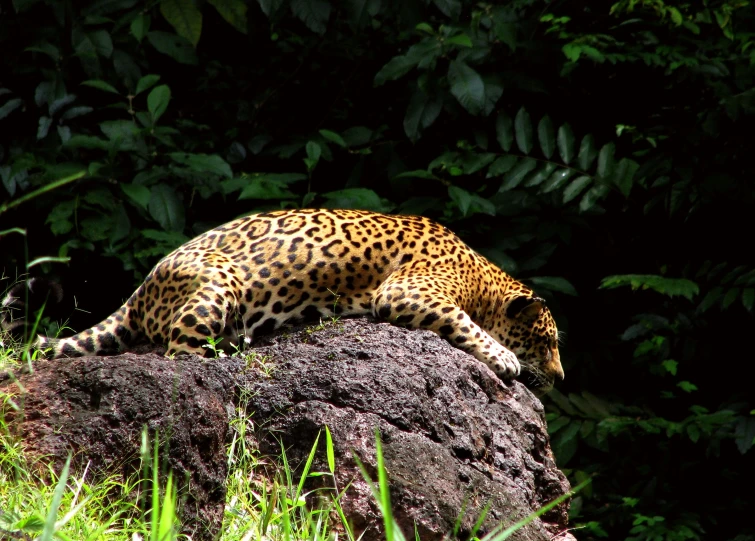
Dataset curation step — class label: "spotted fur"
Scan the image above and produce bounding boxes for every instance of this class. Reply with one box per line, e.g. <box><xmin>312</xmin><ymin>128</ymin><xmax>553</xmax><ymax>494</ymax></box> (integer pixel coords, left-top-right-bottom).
<box><xmin>29</xmin><ymin>209</ymin><xmax>564</xmax><ymax>392</ymax></box>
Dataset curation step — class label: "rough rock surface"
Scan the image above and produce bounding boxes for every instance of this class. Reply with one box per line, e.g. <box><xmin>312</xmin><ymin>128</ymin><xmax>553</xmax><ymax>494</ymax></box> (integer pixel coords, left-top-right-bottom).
<box><xmin>0</xmin><ymin>353</ymin><xmax>242</xmax><ymax>540</ymax></box>
<box><xmin>247</xmin><ymin>318</ymin><xmax>574</xmax><ymax>541</ymax></box>
<box><xmin>0</xmin><ymin>317</ymin><xmax>574</xmax><ymax>541</ymax></box>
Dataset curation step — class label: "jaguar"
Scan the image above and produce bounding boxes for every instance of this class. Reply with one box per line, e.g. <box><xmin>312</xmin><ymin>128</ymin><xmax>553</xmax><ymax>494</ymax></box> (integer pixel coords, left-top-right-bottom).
<box><xmin>4</xmin><ymin>208</ymin><xmax>564</xmax><ymax>393</ymax></box>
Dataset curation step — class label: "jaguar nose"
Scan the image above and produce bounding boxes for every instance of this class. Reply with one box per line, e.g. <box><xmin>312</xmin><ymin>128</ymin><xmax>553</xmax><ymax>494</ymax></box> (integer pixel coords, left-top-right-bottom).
<box><xmin>555</xmin><ymin>364</ymin><xmax>565</xmax><ymax>381</ymax></box>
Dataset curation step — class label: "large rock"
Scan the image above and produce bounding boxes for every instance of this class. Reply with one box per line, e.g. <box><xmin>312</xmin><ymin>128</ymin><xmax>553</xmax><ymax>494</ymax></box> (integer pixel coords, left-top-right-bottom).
<box><xmin>247</xmin><ymin>318</ymin><xmax>573</xmax><ymax>541</ymax></box>
<box><xmin>0</xmin><ymin>352</ymin><xmax>241</xmax><ymax>540</ymax></box>
<box><xmin>0</xmin><ymin>317</ymin><xmax>574</xmax><ymax>541</ymax></box>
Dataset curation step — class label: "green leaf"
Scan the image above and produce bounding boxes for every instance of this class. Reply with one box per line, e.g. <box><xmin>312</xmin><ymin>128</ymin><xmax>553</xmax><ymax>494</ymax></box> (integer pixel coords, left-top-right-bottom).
<box><xmin>614</xmin><ymin>158</ymin><xmax>639</xmax><ymax>197</ymax></box>
<box><xmin>540</xmin><ymin>169</ymin><xmax>576</xmax><ymax>193</ymax></box>
<box><xmin>81</xmin><ymin>79</ymin><xmax>120</xmax><ymax>94</ymax></box>
<box><xmin>686</xmin><ymin>424</ymin><xmax>700</xmax><ymax>442</ymax></box>
<box><xmin>722</xmin><ymin>287</ymin><xmax>740</xmax><ymax>309</ymax></box>
<box><xmin>34</xmin><ymin>81</ymin><xmax>53</xmax><ymax>107</ymax></box>
<box><xmin>160</xmin><ymin>0</ymin><xmax>203</xmax><ymax>46</ymax></box>
<box><xmin>548</xmin><ymin>389</ymin><xmax>578</xmax><ymax>416</ymax></box>
<box><xmin>661</xmin><ymin>360</ymin><xmax>678</xmax><ymax>376</ymax></box>
<box><xmin>448</xmin><ymin>186</ymin><xmax>472</xmax><ymax>216</ymax></box>
<box><xmin>168</xmin><ymin>152</ymin><xmax>233</xmax><ymax>178</ymax></box>
<box><xmin>596</xmin><ymin>142</ymin><xmax>615</xmax><ymax>179</ymax></box>
<box><xmin>461</xmin><ymin>153</ymin><xmax>496</xmax><ymax>175</ymax></box>
<box><xmin>319</xmin><ymin>129</ymin><xmax>347</xmax><ymax>148</ymax></box>
<box><xmin>579</xmin><ymin>184</ymin><xmax>609</xmax><ymax>212</ymax></box>
<box><xmin>147</xmin><ymin>31</ymin><xmax>198</xmax><ymax>65</ymax></box>
<box><xmin>403</xmin><ymin>90</ymin><xmax>441</xmax><ymax>142</ymax></box>
<box><xmin>577</xmin><ymin>134</ymin><xmax>598</xmax><ymax>170</ymax></box>
<box><xmin>697</xmin><ymin>286</ymin><xmax>723</xmax><ymax>312</ymax></box>
<box><xmin>100</xmin><ymin>119</ymin><xmax>141</xmax><ymax>150</ymax></box>
<box><xmin>131</xmin><ymin>13</ymin><xmax>150</xmax><ymax>42</ymax></box>
<box><xmin>481</xmin><ymin>78</ymin><xmax>502</xmax><ymax>116</ymax></box>
<box><xmin>122</xmin><ymin>183</ymin><xmax>151</xmax><ymax>209</ymax></box>
<box><xmin>222</xmin><ymin>172</ymin><xmax>305</xmax><ymax>195</ymax></box>
<box><xmin>432</xmin><ymin>0</ymin><xmax>461</xmax><ymax>19</ymax></box>
<box><xmin>499</xmin><ymin>157</ymin><xmax>537</xmax><ymax>191</ymax></box>
<box><xmin>60</xmin><ymin>106</ymin><xmax>94</xmax><ymax>120</ymax></box>
<box><xmin>238</xmin><ymin>178</ymin><xmax>298</xmax><ymax>200</ymax></box>
<box><xmin>257</xmin><ymin>0</ymin><xmax>283</xmax><ymax>16</ymax></box>
<box><xmin>677</xmin><ymin>381</ymin><xmax>698</xmax><ymax>393</ymax></box>
<box><xmin>394</xmin><ymin>170</ymin><xmax>438</xmax><ymax>180</ymax></box>
<box><xmin>514</xmin><ymin>107</ymin><xmax>533</xmax><ymax>154</ymax></box>
<box><xmin>570</xmin><ymin>393</ymin><xmax>609</xmax><ymax>419</ymax></box>
<box><xmin>248</xmin><ymin>134</ymin><xmax>272</xmax><ymax>154</ymax></box>
<box><xmin>600</xmin><ymin>274</ymin><xmax>700</xmax><ymax>300</ymax></box>
<box><xmin>735</xmin><ymin>417</ymin><xmax>755</xmax><ymax>454</ymax></box>
<box><xmin>486</xmin><ymin>155</ymin><xmax>517</xmax><ymax>178</ymax></box>
<box><xmin>147</xmin><ymin>84</ymin><xmax>171</xmax><ymax>124</ymax></box>
<box><xmin>375</xmin><ymin>40</ymin><xmax>442</xmax><ymax>85</ymax></box>
<box><xmin>562</xmin><ymin>43</ymin><xmax>581</xmax><ymax>62</ymax></box>
<box><xmin>306</xmin><ymin>140</ymin><xmax>321</xmax><ymax>163</ymax></box>
<box><xmin>528</xmin><ymin>276</ymin><xmax>578</xmax><ymax>296</ymax></box>
<box><xmin>341</xmin><ymin>126</ymin><xmax>373</xmax><ymax>147</ymax></box>
<box><xmin>149</xmin><ymin>184</ymin><xmax>185</xmax><ymax>232</ymax></box>
<box><xmin>49</xmin><ymin>94</ymin><xmax>76</xmax><ymax>116</ymax></box>
<box><xmin>447</xmin><ymin>60</ymin><xmax>485</xmax><ymax>115</ymax></box>
<box><xmin>208</xmin><ymin>0</ymin><xmax>248</xmax><ymax>33</ymax></box>
<box><xmin>494</xmin><ymin>19</ymin><xmax>517</xmax><ymax>50</ymax></box>
<box><xmin>547</xmin><ymin>416</ymin><xmax>570</xmax><ymax>434</ymax></box>
<box><xmin>556</xmin><ymin>418</ymin><xmax>582</xmax><ymax>445</ymax></box>
<box><xmin>25</xmin><ymin>41</ymin><xmax>60</xmax><ymax>60</ymax></box>
<box><xmin>57</xmin><ymin>125</ymin><xmax>71</xmax><ymax>142</ymax></box>
<box><xmin>37</xmin><ymin>116</ymin><xmax>52</xmax><ymax>140</ymax></box>
<box><xmin>537</xmin><ymin>115</ymin><xmax>555</xmax><ymax>159</ymax></box>
<box><xmin>469</xmin><ymin>195</ymin><xmax>496</xmax><ymax>216</ymax></box>
<box><xmin>495</xmin><ymin>112</ymin><xmax>513</xmax><ymax>152</ymax></box>
<box><xmin>557</xmin><ymin>123</ymin><xmax>575</xmax><ymax>164</ymax></box>
<box><xmin>290</xmin><ymin>0</ymin><xmax>331</xmax><ymax>34</ymax></box>
<box><xmin>668</xmin><ymin>6</ymin><xmax>683</xmax><ymax>25</ymax></box>
<box><xmin>563</xmin><ymin>176</ymin><xmax>591</xmax><ymax>203</ymax></box>
<box><xmin>523</xmin><ymin>163</ymin><xmax>557</xmax><ymax>188</ymax></box>
<box><xmin>64</xmin><ymin>135</ymin><xmax>109</xmax><ymax>150</ymax></box>
<box><xmin>447</xmin><ymin>33</ymin><xmax>472</xmax><ymax>48</ymax></box>
<box><xmin>89</xmin><ymin>29</ymin><xmax>113</xmax><ymax>58</ymax></box>
<box><xmin>135</xmin><ymin>74</ymin><xmax>160</xmax><ymax>96</ymax></box>
<box><xmin>742</xmin><ymin>288</ymin><xmax>755</xmax><ymax>311</ymax></box>
<box><xmin>321</xmin><ymin>188</ymin><xmax>394</xmax><ymax>212</ymax></box>
<box><xmin>0</xmin><ymin>98</ymin><xmax>22</xmax><ymax>121</ymax></box>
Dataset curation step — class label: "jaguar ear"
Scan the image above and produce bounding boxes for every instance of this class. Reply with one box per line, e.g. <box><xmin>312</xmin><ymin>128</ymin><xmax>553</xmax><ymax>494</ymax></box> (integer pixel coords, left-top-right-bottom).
<box><xmin>506</xmin><ymin>296</ymin><xmax>546</xmax><ymax>320</ymax></box>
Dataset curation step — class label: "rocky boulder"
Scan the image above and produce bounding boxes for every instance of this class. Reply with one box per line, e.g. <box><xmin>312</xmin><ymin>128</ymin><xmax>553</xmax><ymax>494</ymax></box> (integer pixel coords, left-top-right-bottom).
<box><xmin>0</xmin><ymin>317</ymin><xmax>574</xmax><ymax>541</ymax></box>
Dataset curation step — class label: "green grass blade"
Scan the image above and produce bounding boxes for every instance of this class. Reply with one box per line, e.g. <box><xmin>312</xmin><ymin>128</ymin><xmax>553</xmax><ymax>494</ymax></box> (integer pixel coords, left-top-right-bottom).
<box><xmin>294</xmin><ymin>430</ymin><xmax>321</xmax><ymax>505</ymax></box>
<box><xmin>325</xmin><ymin>425</ymin><xmax>335</xmax><ymax>474</ymax></box>
<box><xmin>40</xmin><ymin>454</ymin><xmax>71</xmax><ymax>541</ymax></box>
<box><xmin>481</xmin><ymin>477</ymin><xmax>591</xmax><ymax>540</ymax></box>
<box><xmin>375</xmin><ymin>429</ymin><xmax>396</xmax><ymax>541</ymax></box>
<box><xmin>469</xmin><ymin>499</ymin><xmax>493</xmax><ymax>539</ymax></box>
<box><xmin>157</xmin><ymin>472</ymin><xmax>177</xmax><ymax>541</ymax></box>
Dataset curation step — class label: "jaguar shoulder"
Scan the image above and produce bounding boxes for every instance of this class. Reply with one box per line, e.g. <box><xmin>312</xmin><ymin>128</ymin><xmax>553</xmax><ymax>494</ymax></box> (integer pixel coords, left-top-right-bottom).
<box><xmin>6</xmin><ymin>209</ymin><xmax>564</xmax><ymax>393</ymax></box>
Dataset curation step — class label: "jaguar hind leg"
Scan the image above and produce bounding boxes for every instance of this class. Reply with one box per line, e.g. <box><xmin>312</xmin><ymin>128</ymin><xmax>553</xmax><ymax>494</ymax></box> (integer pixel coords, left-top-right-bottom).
<box><xmin>159</xmin><ymin>264</ymin><xmax>243</xmax><ymax>357</ymax></box>
<box><xmin>165</xmin><ymin>293</ymin><xmax>239</xmax><ymax>357</ymax></box>
<box><xmin>371</xmin><ymin>269</ymin><xmax>520</xmax><ymax>379</ymax></box>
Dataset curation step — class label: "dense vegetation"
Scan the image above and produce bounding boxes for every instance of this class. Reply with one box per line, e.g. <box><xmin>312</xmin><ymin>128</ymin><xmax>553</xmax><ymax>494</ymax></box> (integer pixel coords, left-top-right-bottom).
<box><xmin>1</xmin><ymin>0</ymin><xmax>754</xmax><ymax>539</ymax></box>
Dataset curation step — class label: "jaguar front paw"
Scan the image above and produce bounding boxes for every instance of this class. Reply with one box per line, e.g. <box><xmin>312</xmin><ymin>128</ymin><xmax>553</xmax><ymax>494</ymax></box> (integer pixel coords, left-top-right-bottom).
<box><xmin>488</xmin><ymin>346</ymin><xmax>521</xmax><ymax>380</ymax></box>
